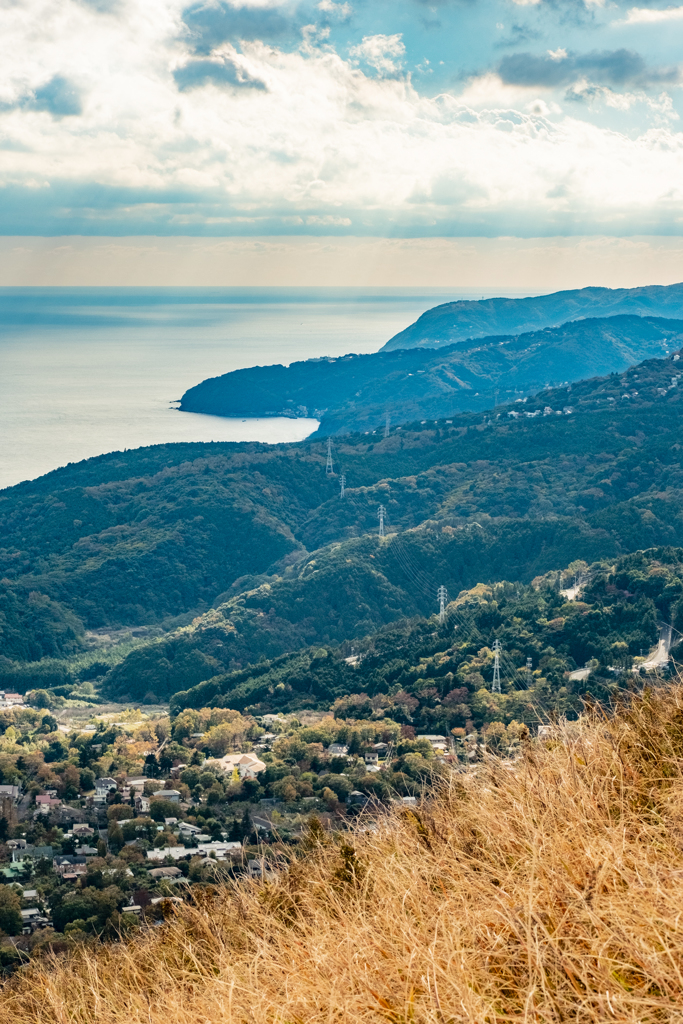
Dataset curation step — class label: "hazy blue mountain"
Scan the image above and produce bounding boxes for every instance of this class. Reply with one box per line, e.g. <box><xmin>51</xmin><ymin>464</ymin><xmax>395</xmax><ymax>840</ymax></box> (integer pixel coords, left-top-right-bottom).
<box><xmin>382</xmin><ymin>283</ymin><xmax>683</xmax><ymax>351</ymax></box>
<box><xmin>179</xmin><ymin>315</ymin><xmax>683</xmax><ymax>435</ymax></box>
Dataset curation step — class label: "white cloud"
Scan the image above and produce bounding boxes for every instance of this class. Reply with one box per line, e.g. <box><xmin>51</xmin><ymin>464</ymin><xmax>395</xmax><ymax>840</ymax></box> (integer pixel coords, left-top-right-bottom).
<box><xmin>318</xmin><ymin>0</ymin><xmax>352</xmax><ymax>16</ymax></box>
<box><xmin>620</xmin><ymin>5</ymin><xmax>683</xmax><ymax>24</ymax></box>
<box><xmin>349</xmin><ymin>34</ymin><xmax>405</xmax><ymax>76</ymax></box>
<box><xmin>1</xmin><ymin>0</ymin><xmax>683</xmax><ymax>235</ymax></box>
<box><xmin>547</xmin><ymin>48</ymin><xmax>567</xmax><ymax>61</ymax></box>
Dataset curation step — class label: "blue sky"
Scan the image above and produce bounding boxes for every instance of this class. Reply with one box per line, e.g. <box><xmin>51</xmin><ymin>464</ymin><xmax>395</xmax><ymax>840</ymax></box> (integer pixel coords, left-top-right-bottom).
<box><xmin>2</xmin><ymin>0</ymin><xmax>683</xmax><ymax>237</ymax></box>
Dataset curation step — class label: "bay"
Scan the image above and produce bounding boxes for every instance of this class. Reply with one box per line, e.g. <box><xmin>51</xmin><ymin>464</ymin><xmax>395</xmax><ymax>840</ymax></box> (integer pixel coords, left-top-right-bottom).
<box><xmin>0</xmin><ymin>287</ymin><xmax>519</xmax><ymax>490</ymax></box>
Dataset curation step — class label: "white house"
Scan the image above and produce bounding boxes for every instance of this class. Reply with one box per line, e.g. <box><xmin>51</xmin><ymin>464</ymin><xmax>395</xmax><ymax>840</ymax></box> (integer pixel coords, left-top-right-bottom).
<box><xmin>205</xmin><ymin>753</ymin><xmax>266</xmax><ymax>779</ymax></box>
<box><xmin>147</xmin><ymin>841</ymin><xmax>242</xmax><ymax>861</ymax></box>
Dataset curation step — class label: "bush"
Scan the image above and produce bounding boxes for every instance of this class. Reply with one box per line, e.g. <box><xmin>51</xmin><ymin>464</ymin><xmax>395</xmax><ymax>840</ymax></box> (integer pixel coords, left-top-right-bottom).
<box><xmin>149</xmin><ymin>799</ymin><xmax>181</xmax><ymax>822</ymax></box>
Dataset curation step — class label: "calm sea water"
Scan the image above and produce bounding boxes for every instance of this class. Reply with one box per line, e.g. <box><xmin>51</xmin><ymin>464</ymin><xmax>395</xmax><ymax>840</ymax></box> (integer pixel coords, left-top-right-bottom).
<box><xmin>0</xmin><ymin>287</ymin><xmax>519</xmax><ymax>491</ymax></box>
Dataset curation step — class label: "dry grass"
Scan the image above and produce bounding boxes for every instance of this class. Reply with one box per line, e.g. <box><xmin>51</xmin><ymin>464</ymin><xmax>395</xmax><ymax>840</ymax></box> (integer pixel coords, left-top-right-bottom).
<box><xmin>6</xmin><ymin>685</ymin><xmax>683</xmax><ymax>1024</ymax></box>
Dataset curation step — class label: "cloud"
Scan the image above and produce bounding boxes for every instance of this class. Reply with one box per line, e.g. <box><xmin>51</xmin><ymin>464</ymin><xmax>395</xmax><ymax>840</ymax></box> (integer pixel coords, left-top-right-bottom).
<box><xmin>181</xmin><ymin>1</ymin><xmax>296</xmax><ymax>53</ymax></box>
<box><xmin>497</xmin><ymin>48</ymin><xmax>680</xmax><ymax>90</ymax></box>
<box><xmin>317</xmin><ymin>0</ymin><xmax>352</xmax><ymax>18</ymax></box>
<box><xmin>78</xmin><ymin>0</ymin><xmax>120</xmax><ymax>11</ymax></box>
<box><xmin>349</xmin><ymin>34</ymin><xmax>405</xmax><ymax>76</ymax></box>
<box><xmin>495</xmin><ymin>23</ymin><xmax>542</xmax><ymax>49</ymax></box>
<box><xmin>620</xmin><ymin>5</ymin><xmax>683</xmax><ymax>23</ymax></box>
<box><xmin>174</xmin><ymin>53</ymin><xmax>267</xmax><ymax>90</ymax></box>
<box><xmin>1</xmin><ymin>0</ymin><xmax>683</xmax><ymax>238</ymax></box>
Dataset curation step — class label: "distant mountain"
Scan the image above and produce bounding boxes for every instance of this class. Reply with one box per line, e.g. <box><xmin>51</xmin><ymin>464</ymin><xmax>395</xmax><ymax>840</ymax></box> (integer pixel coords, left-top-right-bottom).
<box><xmin>382</xmin><ymin>282</ymin><xmax>683</xmax><ymax>351</ymax></box>
<box><xmin>179</xmin><ymin>315</ymin><xmax>683</xmax><ymax>435</ymax></box>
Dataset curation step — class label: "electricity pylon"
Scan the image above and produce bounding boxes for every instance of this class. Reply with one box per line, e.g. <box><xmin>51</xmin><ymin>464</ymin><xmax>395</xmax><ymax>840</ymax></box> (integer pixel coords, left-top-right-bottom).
<box><xmin>526</xmin><ymin>656</ymin><xmax>533</xmax><ymax>687</ymax></box>
<box><xmin>340</xmin><ymin>474</ymin><xmax>346</xmax><ymax>498</ymax></box>
<box><xmin>437</xmin><ymin>585</ymin><xmax>448</xmax><ymax>624</ymax></box>
<box><xmin>325</xmin><ymin>438</ymin><xmax>334</xmax><ymax>476</ymax></box>
<box><xmin>492</xmin><ymin>639</ymin><xmax>501</xmax><ymax>693</ymax></box>
<box><xmin>377</xmin><ymin>504</ymin><xmax>386</xmax><ymax>538</ymax></box>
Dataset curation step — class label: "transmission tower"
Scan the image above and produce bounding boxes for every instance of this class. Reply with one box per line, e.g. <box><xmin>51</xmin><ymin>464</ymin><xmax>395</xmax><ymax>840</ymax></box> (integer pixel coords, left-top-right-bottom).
<box><xmin>526</xmin><ymin>656</ymin><xmax>533</xmax><ymax>687</ymax></box>
<box><xmin>384</xmin><ymin>411</ymin><xmax>390</xmax><ymax>438</ymax></box>
<box><xmin>492</xmin><ymin>639</ymin><xmax>501</xmax><ymax>693</ymax></box>
<box><xmin>377</xmin><ymin>504</ymin><xmax>386</xmax><ymax>539</ymax></box>
<box><xmin>437</xmin><ymin>585</ymin><xmax>448</xmax><ymax>624</ymax></box>
<box><xmin>325</xmin><ymin>438</ymin><xmax>334</xmax><ymax>476</ymax></box>
<box><xmin>340</xmin><ymin>474</ymin><xmax>346</xmax><ymax>499</ymax></box>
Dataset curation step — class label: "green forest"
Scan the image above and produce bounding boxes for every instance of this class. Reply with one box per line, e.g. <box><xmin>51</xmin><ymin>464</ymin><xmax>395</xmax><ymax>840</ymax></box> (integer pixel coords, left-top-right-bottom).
<box><xmin>1</xmin><ymin>339</ymin><xmax>683</xmax><ymax>711</ymax></box>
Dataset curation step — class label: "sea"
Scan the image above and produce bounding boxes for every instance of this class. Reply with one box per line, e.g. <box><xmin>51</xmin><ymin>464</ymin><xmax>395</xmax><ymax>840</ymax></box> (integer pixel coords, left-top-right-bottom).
<box><xmin>0</xmin><ymin>287</ymin><xmax>522</xmax><ymax>491</ymax></box>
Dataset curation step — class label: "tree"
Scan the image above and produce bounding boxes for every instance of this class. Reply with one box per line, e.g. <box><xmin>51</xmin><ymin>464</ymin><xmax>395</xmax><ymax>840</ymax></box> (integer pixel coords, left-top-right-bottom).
<box><xmin>143</xmin><ymin>753</ymin><xmax>161</xmax><ymax>778</ymax></box>
<box><xmin>0</xmin><ymin>887</ymin><xmax>22</xmax><ymax>936</ymax></box>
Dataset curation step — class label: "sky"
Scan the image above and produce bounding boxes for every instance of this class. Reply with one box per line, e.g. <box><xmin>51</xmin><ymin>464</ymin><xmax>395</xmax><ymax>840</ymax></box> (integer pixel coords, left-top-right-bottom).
<box><xmin>2</xmin><ymin>0</ymin><xmax>683</xmax><ymax>247</ymax></box>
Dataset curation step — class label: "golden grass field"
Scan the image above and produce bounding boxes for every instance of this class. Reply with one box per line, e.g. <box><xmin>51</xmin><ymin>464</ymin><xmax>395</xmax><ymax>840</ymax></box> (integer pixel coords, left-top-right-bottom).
<box><xmin>4</xmin><ymin>684</ymin><xmax>683</xmax><ymax>1024</ymax></box>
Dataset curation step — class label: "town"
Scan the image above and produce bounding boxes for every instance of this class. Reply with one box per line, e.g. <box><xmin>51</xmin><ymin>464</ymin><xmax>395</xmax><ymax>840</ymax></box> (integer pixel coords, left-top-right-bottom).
<box><xmin>0</xmin><ymin>697</ymin><xmax>458</xmax><ymax>968</ymax></box>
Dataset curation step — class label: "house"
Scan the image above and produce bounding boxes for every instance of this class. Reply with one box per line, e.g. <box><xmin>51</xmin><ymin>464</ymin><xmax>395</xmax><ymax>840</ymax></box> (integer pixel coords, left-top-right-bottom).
<box><xmin>122</xmin><ymin>905</ymin><xmax>142</xmax><ymax>915</ymax></box>
<box><xmin>54</xmin><ymin>855</ymin><xmax>87</xmax><ymax>876</ymax></box>
<box><xmin>149</xmin><ymin>866</ymin><xmax>183</xmax><ymax>879</ymax></box>
<box><xmin>247</xmin><ymin>858</ymin><xmax>277</xmax><ymax>881</ymax></box>
<box><xmin>10</xmin><ymin>843</ymin><xmax>53</xmax><ymax>863</ymax></box>
<box><xmin>78</xmin><ymin>845</ymin><xmax>99</xmax><ymax>857</ymax></box>
<box><xmin>72</xmin><ymin>824</ymin><xmax>95</xmax><ymax>838</ymax></box>
<box><xmin>164</xmin><ymin>817</ymin><xmax>178</xmax><ymax>826</ymax></box>
<box><xmin>204</xmin><ymin>753</ymin><xmax>266</xmax><ymax>779</ymax></box>
<box><xmin>347</xmin><ymin>791</ymin><xmax>369</xmax><ymax>806</ymax></box>
<box><xmin>147</xmin><ymin>841</ymin><xmax>242</xmax><ymax>862</ymax></box>
<box><xmin>416</xmin><ymin>734</ymin><xmax>450</xmax><ymax>751</ymax></box>
<box><xmin>150</xmin><ymin>789</ymin><xmax>181</xmax><ymax>803</ymax></box>
<box><xmin>94</xmin><ymin>778</ymin><xmax>117</xmax><ymax>803</ymax></box>
<box><xmin>177</xmin><ymin>822</ymin><xmax>201</xmax><ymax>835</ymax></box>
<box><xmin>135</xmin><ymin>794</ymin><xmax>151</xmax><ymax>813</ymax></box>
<box><xmin>328</xmin><ymin>743</ymin><xmax>349</xmax><ymax>756</ymax></box>
<box><xmin>373</xmin><ymin>742</ymin><xmax>389</xmax><ymax>753</ymax></box>
<box><xmin>35</xmin><ymin>794</ymin><xmax>61</xmax><ymax>814</ymax></box>
<box><xmin>21</xmin><ymin>908</ymin><xmax>50</xmax><ymax>933</ymax></box>
<box><xmin>364</xmin><ymin>752</ymin><xmax>379</xmax><ymax>765</ymax></box>
<box><xmin>0</xmin><ymin>785</ymin><xmax>21</xmax><ymax>801</ymax></box>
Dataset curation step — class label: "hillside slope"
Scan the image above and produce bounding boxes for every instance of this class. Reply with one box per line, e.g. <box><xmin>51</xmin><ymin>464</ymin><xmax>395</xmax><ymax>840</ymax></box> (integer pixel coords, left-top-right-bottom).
<box><xmin>4</xmin><ymin>342</ymin><xmax>683</xmax><ymax>698</ymax></box>
<box><xmin>165</xmin><ymin>548</ymin><xmax>678</xmax><ymax>723</ymax></box>
<box><xmin>179</xmin><ymin>314</ymin><xmax>683</xmax><ymax>435</ymax></box>
<box><xmin>382</xmin><ymin>280</ymin><xmax>683</xmax><ymax>350</ymax></box>
<box><xmin>4</xmin><ymin>684</ymin><xmax>683</xmax><ymax>1024</ymax></box>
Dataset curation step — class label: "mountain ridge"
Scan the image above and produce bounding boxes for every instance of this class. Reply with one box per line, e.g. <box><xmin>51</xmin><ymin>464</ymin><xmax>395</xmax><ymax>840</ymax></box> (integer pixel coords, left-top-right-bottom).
<box><xmin>382</xmin><ymin>281</ymin><xmax>683</xmax><ymax>351</ymax></box>
<box><xmin>179</xmin><ymin>314</ymin><xmax>683</xmax><ymax>436</ymax></box>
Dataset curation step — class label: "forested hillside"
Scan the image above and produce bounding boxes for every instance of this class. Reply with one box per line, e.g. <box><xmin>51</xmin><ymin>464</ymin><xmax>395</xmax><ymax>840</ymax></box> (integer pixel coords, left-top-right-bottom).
<box><xmin>2</xmin><ymin>342</ymin><xmax>683</xmax><ymax>703</ymax></box>
<box><xmin>179</xmin><ymin>315</ymin><xmax>683</xmax><ymax>435</ymax></box>
<box><xmin>382</xmin><ymin>281</ymin><xmax>683</xmax><ymax>350</ymax></box>
<box><xmin>167</xmin><ymin>548</ymin><xmax>681</xmax><ymax>727</ymax></box>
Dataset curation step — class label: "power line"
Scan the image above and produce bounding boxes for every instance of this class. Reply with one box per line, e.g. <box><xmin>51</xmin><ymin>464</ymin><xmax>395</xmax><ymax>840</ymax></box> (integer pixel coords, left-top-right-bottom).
<box><xmin>384</xmin><ymin>411</ymin><xmax>390</xmax><ymax>438</ymax></box>
<box><xmin>326</xmin><ymin>438</ymin><xmax>334</xmax><ymax>476</ymax></box>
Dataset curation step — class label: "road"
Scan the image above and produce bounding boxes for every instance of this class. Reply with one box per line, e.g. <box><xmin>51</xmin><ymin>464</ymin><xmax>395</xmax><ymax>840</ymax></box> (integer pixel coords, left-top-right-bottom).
<box><xmin>642</xmin><ymin>624</ymin><xmax>673</xmax><ymax>671</ymax></box>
